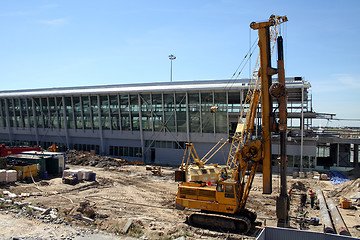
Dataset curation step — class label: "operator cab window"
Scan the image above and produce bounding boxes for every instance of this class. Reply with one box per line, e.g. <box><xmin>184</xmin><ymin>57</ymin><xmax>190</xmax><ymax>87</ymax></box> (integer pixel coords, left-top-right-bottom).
<box><xmin>225</xmin><ymin>185</ymin><xmax>235</xmax><ymax>198</ymax></box>
<box><xmin>217</xmin><ymin>184</ymin><xmax>224</xmax><ymax>192</ymax></box>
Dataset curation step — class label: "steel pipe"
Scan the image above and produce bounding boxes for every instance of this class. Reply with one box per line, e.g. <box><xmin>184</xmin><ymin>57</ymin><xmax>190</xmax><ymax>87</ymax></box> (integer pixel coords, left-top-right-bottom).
<box><xmin>316</xmin><ymin>187</ymin><xmax>335</xmax><ymax>234</ymax></box>
<box><xmin>327</xmin><ymin>199</ymin><xmax>351</xmax><ymax>236</ymax></box>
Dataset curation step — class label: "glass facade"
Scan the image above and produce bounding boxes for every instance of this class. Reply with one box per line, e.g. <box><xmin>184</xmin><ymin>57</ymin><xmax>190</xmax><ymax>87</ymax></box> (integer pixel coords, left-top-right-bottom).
<box><xmin>0</xmin><ymin>91</ymin><xmax>249</xmax><ymax>135</ymax></box>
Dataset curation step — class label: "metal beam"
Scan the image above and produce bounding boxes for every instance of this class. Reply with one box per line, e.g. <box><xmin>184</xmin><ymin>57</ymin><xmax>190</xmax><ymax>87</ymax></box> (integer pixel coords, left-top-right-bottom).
<box><xmin>252</xmin><ymin>20</ymin><xmax>273</xmax><ymax>194</ymax></box>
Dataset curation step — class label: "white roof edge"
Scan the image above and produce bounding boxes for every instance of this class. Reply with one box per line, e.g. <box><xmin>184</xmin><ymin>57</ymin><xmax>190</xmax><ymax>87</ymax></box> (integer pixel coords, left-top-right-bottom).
<box><xmin>0</xmin><ymin>78</ymin><xmax>309</xmax><ymax>98</ymax></box>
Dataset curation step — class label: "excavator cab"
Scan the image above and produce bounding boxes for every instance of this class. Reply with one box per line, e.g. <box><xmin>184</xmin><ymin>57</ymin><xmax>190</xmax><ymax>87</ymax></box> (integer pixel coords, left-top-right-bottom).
<box><xmin>216</xmin><ymin>180</ymin><xmax>238</xmax><ymax>211</ymax></box>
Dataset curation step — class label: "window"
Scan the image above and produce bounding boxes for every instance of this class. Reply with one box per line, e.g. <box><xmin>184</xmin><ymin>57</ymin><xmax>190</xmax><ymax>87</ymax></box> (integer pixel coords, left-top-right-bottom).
<box><xmin>140</xmin><ymin>94</ymin><xmax>152</xmax><ymax>131</ymax></box>
<box><xmin>109</xmin><ymin>95</ymin><xmax>120</xmax><ymax>130</ymax></box>
<box><xmin>73</xmin><ymin>97</ymin><xmax>82</xmax><ymax>129</ymax></box>
<box><xmin>91</xmin><ymin>96</ymin><xmax>99</xmax><ymax>129</ymax></box>
<box><xmin>110</xmin><ymin>145</ymin><xmax>142</xmax><ymax>158</ymax></box>
<box><xmin>201</xmin><ymin>92</ymin><xmax>213</xmax><ymax>133</ymax></box>
<box><xmin>188</xmin><ymin>93</ymin><xmax>200</xmax><ymax>132</ymax></box>
<box><xmin>145</xmin><ymin>140</ymin><xmax>185</xmax><ymax>149</ymax></box>
<box><xmin>129</xmin><ymin>95</ymin><xmax>139</xmax><ymax>131</ymax></box>
<box><xmin>228</xmin><ymin>91</ymin><xmax>241</xmax><ymax>113</ymax></box>
<box><xmin>65</xmin><ymin>97</ymin><xmax>74</xmax><ymax>129</ymax></box>
<box><xmin>214</xmin><ymin>92</ymin><xmax>227</xmax><ymax>133</ymax></box>
<box><xmin>152</xmin><ymin>94</ymin><xmax>162</xmax><ymax>131</ymax></box>
<box><xmin>120</xmin><ymin>95</ymin><xmax>131</xmax><ymax>130</ymax></box>
<box><xmin>100</xmin><ymin>96</ymin><xmax>110</xmax><ymax>130</ymax></box>
<box><xmin>82</xmin><ymin>96</ymin><xmax>91</xmax><ymax>129</ymax></box>
<box><xmin>225</xmin><ymin>185</ymin><xmax>235</xmax><ymax>198</ymax></box>
<box><xmin>163</xmin><ymin>93</ymin><xmax>175</xmax><ymax>132</ymax></box>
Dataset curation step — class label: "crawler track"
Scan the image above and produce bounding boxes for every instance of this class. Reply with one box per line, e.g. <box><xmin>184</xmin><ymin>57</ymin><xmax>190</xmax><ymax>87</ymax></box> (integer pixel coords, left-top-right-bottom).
<box><xmin>187</xmin><ymin>212</ymin><xmax>252</xmax><ymax>234</ymax></box>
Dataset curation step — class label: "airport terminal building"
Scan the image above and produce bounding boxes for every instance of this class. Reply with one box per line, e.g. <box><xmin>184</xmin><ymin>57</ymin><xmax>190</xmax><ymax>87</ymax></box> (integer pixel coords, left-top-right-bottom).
<box><xmin>0</xmin><ymin>77</ymin><xmax>358</xmax><ymax>169</ymax></box>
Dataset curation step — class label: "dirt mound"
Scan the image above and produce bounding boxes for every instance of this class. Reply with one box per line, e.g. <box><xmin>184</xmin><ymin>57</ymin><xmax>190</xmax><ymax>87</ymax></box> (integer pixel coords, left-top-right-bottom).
<box><xmin>346</xmin><ymin>168</ymin><xmax>360</xmax><ymax>180</ymax></box>
<box><xmin>291</xmin><ymin>181</ymin><xmax>307</xmax><ymax>191</ymax></box>
<box><xmin>66</xmin><ymin>150</ymin><xmax>127</xmax><ymax>168</ymax></box>
<box><xmin>327</xmin><ymin>178</ymin><xmax>360</xmax><ymax>198</ymax></box>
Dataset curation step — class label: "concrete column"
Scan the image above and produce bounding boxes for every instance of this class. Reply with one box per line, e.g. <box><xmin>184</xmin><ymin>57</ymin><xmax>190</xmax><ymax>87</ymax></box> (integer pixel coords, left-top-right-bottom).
<box><xmin>354</xmin><ymin>144</ymin><xmax>359</xmax><ymax>169</ymax></box>
<box><xmin>300</xmin><ymin>86</ymin><xmax>304</xmax><ymax>172</ymax></box>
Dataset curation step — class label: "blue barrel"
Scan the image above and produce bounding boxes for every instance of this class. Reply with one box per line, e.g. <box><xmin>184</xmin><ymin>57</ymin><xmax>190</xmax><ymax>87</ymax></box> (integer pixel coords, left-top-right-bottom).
<box><xmin>90</xmin><ymin>172</ymin><xmax>96</xmax><ymax>181</ymax></box>
<box><xmin>43</xmin><ymin>171</ymin><xmax>48</xmax><ymax>180</ymax></box>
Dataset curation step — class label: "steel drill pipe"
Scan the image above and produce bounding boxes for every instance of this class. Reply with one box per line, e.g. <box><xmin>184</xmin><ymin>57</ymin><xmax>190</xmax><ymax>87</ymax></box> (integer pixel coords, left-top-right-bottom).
<box><xmin>316</xmin><ymin>187</ymin><xmax>335</xmax><ymax>234</ymax></box>
<box><xmin>327</xmin><ymin>199</ymin><xmax>351</xmax><ymax>236</ymax></box>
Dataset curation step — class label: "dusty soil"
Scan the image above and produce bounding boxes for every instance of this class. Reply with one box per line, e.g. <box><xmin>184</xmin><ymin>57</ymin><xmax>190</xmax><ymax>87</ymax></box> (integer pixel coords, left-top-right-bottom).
<box><xmin>1</xmin><ymin>162</ymin><xmax>360</xmax><ymax>239</ymax></box>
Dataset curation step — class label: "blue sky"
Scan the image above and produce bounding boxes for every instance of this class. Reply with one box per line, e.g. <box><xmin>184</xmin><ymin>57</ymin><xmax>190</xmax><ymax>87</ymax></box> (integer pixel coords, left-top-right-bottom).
<box><xmin>0</xmin><ymin>1</ymin><xmax>359</xmax><ymax>127</ymax></box>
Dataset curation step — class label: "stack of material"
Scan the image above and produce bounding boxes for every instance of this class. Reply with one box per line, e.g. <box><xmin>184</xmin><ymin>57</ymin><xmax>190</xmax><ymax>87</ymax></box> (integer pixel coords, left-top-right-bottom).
<box><xmin>77</xmin><ymin>169</ymin><xmax>84</xmax><ymax>181</ymax></box>
<box><xmin>0</xmin><ymin>170</ymin><xmax>6</xmax><ymax>183</ymax></box>
<box><xmin>83</xmin><ymin>169</ymin><xmax>93</xmax><ymax>180</ymax></box>
<box><xmin>6</xmin><ymin>170</ymin><xmax>17</xmax><ymax>182</ymax></box>
<box><xmin>329</xmin><ymin>171</ymin><xmax>350</xmax><ymax>185</ymax></box>
<box><xmin>63</xmin><ymin>169</ymin><xmax>95</xmax><ymax>182</ymax></box>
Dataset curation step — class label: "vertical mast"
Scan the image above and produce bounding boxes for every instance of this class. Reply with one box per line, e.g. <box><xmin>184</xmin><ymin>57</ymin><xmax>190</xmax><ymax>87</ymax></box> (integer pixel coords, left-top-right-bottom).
<box><xmin>250</xmin><ymin>19</ymin><xmax>275</xmax><ymax>194</ymax></box>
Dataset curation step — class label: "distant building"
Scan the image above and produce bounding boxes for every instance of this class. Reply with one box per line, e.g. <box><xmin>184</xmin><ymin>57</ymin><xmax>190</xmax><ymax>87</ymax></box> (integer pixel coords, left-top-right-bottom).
<box><xmin>0</xmin><ymin>78</ymin><xmax>358</xmax><ymax>169</ymax></box>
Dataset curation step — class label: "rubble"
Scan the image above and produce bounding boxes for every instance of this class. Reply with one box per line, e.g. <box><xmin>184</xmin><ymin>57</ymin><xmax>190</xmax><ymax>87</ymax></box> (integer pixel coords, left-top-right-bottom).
<box><xmin>327</xmin><ymin>178</ymin><xmax>360</xmax><ymax>198</ymax></box>
<box><xmin>65</xmin><ymin>150</ymin><xmax>128</xmax><ymax>168</ymax></box>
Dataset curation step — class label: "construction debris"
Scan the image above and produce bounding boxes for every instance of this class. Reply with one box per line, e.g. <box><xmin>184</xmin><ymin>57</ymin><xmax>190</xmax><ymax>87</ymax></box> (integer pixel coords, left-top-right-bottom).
<box><xmin>122</xmin><ymin>219</ymin><xmax>133</xmax><ymax>233</ymax></box>
<box><xmin>62</xmin><ymin>175</ymin><xmax>78</xmax><ymax>185</ymax></box>
<box><xmin>65</xmin><ymin>150</ymin><xmax>127</xmax><ymax>168</ymax></box>
<box><xmin>146</xmin><ymin>166</ymin><xmax>162</xmax><ymax>176</ymax></box>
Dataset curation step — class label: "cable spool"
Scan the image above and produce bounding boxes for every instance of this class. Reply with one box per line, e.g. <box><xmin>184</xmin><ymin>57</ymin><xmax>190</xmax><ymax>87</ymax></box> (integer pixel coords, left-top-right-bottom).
<box><xmin>270</xmin><ymin>82</ymin><xmax>286</xmax><ymax>99</ymax></box>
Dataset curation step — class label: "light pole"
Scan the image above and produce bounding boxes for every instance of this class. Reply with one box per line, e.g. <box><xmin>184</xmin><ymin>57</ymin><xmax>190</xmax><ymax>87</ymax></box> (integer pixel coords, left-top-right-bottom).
<box><xmin>168</xmin><ymin>54</ymin><xmax>176</xmax><ymax>82</ymax></box>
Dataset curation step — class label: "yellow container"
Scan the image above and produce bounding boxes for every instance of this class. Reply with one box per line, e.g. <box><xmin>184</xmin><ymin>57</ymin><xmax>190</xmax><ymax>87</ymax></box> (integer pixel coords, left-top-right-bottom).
<box><xmin>340</xmin><ymin>197</ymin><xmax>352</xmax><ymax>209</ymax></box>
<box><xmin>12</xmin><ymin>164</ymin><xmax>38</xmax><ymax>180</ymax></box>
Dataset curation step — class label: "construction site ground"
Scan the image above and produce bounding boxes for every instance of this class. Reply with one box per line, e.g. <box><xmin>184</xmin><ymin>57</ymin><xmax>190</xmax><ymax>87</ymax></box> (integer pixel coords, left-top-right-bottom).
<box><xmin>1</xmin><ymin>160</ymin><xmax>360</xmax><ymax>239</ymax></box>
